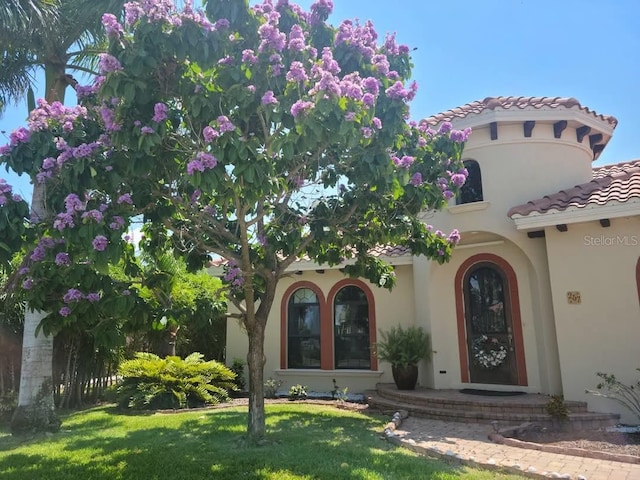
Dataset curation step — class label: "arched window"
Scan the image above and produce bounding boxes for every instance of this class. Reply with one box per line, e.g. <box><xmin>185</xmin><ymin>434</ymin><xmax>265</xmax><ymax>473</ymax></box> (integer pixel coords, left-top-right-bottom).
<box><xmin>334</xmin><ymin>286</ymin><xmax>371</xmax><ymax>369</ymax></box>
<box><xmin>457</xmin><ymin>159</ymin><xmax>483</xmax><ymax>204</ymax></box>
<box><xmin>287</xmin><ymin>288</ymin><xmax>321</xmax><ymax>368</ymax></box>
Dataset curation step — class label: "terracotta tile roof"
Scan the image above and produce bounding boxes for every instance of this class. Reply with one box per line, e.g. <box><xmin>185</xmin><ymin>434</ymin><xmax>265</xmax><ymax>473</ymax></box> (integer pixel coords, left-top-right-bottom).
<box><xmin>424</xmin><ymin>96</ymin><xmax>618</xmax><ymax>127</ymax></box>
<box><xmin>508</xmin><ymin>159</ymin><xmax>640</xmax><ymax>217</ymax></box>
<box><xmin>592</xmin><ymin>160</ymin><xmax>640</xmax><ymax>179</ymax></box>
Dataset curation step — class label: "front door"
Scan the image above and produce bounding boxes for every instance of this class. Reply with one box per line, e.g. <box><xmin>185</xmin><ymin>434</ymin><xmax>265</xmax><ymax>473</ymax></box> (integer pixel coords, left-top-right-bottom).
<box><xmin>463</xmin><ymin>263</ymin><xmax>518</xmax><ymax>385</ymax></box>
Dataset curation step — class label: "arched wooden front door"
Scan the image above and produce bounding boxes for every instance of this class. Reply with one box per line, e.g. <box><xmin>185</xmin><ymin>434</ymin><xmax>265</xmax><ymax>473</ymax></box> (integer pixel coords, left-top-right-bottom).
<box><xmin>455</xmin><ymin>254</ymin><xmax>528</xmax><ymax>386</ymax></box>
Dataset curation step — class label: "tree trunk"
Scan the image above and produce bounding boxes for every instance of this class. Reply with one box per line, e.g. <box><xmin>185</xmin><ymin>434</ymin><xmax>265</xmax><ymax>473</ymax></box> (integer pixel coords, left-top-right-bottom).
<box><xmin>163</xmin><ymin>325</ymin><xmax>178</xmax><ymax>357</ymax></box>
<box><xmin>246</xmin><ymin>319</ymin><xmax>266</xmax><ymax>442</ymax></box>
<box><xmin>12</xmin><ymin>64</ymin><xmax>69</xmax><ymax>434</ymax></box>
<box><xmin>10</xmin><ymin>309</ymin><xmax>60</xmax><ymax>433</ymax></box>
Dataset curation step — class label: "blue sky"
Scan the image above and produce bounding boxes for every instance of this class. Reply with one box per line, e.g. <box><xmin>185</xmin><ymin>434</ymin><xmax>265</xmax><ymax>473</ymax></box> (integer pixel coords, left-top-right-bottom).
<box><xmin>2</xmin><ymin>0</ymin><xmax>639</xmax><ymax>201</ymax></box>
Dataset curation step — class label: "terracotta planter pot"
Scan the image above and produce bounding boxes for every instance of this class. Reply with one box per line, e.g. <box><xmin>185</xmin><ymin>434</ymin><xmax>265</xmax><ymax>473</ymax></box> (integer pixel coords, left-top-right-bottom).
<box><xmin>392</xmin><ymin>364</ymin><xmax>419</xmax><ymax>390</ymax></box>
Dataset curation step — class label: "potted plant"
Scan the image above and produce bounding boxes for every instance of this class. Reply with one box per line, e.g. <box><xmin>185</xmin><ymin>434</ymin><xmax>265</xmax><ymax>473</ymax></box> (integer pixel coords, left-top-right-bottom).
<box><xmin>375</xmin><ymin>325</ymin><xmax>431</xmax><ymax>390</ymax></box>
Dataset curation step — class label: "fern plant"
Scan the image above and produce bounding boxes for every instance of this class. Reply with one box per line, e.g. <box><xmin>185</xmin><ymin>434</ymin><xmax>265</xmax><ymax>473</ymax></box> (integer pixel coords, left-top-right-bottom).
<box><xmin>374</xmin><ymin>326</ymin><xmax>431</xmax><ymax>367</ymax></box>
<box><xmin>115</xmin><ymin>352</ymin><xmax>236</xmax><ymax>410</ymax></box>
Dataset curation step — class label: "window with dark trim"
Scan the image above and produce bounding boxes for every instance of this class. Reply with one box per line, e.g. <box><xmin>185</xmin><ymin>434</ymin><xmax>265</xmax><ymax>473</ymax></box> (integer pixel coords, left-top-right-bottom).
<box><xmin>287</xmin><ymin>288</ymin><xmax>321</xmax><ymax>368</ymax></box>
<box><xmin>457</xmin><ymin>159</ymin><xmax>483</xmax><ymax>204</ymax></box>
<box><xmin>333</xmin><ymin>286</ymin><xmax>371</xmax><ymax>369</ymax></box>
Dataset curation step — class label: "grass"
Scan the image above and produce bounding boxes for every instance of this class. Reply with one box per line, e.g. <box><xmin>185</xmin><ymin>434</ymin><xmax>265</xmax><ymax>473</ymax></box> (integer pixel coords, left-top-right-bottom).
<box><xmin>0</xmin><ymin>403</ymin><xmax>528</xmax><ymax>480</ymax></box>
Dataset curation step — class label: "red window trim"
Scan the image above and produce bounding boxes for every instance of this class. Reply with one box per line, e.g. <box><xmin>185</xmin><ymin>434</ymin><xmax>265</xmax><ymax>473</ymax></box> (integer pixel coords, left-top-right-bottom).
<box><xmin>280</xmin><ymin>279</ymin><xmax>377</xmax><ymax>370</ymax></box>
<box><xmin>454</xmin><ymin>253</ymin><xmax>528</xmax><ymax>386</ymax></box>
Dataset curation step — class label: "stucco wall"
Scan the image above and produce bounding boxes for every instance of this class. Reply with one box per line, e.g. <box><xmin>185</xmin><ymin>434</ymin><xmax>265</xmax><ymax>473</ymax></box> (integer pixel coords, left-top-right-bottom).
<box><xmin>460</xmin><ymin>122</ymin><xmax>593</xmax><ymax>207</ymax></box>
<box><xmin>544</xmin><ymin>217</ymin><xmax>640</xmax><ymax>423</ymax></box>
<box><xmin>225</xmin><ymin>265</ymin><xmax>419</xmax><ymax>394</ymax></box>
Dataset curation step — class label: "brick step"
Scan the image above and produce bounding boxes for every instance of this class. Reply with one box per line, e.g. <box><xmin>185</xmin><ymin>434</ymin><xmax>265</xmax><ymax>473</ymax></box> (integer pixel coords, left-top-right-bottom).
<box><xmin>376</xmin><ymin>386</ymin><xmax>589</xmax><ymax>414</ymax></box>
<box><xmin>367</xmin><ymin>392</ymin><xmax>620</xmax><ymax>432</ymax></box>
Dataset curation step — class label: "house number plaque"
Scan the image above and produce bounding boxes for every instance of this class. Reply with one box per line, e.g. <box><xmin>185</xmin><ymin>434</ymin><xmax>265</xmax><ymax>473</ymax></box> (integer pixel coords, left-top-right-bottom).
<box><xmin>567</xmin><ymin>291</ymin><xmax>581</xmax><ymax>304</ymax></box>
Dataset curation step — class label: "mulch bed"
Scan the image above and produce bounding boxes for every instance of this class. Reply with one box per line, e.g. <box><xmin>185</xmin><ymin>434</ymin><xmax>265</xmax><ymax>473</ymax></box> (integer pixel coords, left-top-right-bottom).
<box><xmin>514</xmin><ymin>429</ymin><xmax>640</xmax><ymax>458</ymax></box>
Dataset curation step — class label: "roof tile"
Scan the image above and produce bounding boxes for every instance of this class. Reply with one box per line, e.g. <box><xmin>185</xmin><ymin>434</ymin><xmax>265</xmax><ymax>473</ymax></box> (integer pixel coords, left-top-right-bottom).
<box><xmin>508</xmin><ymin>159</ymin><xmax>640</xmax><ymax>217</ymax></box>
<box><xmin>424</xmin><ymin>96</ymin><xmax>618</xmax><ymax>126</ymax></box>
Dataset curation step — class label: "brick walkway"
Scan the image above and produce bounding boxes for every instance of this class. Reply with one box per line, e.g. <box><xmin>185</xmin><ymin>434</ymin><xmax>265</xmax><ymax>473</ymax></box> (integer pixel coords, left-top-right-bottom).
<box><xmin>389</xmin><ymin>416</ymin><xmax>640</xmax><ymax>480</ymax></box>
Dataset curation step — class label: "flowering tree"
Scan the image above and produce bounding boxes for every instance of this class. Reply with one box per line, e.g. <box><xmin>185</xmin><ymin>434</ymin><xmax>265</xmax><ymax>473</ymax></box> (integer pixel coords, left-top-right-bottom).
<box><xmin>1</xmin><ymin>0</ymin><xmax>470</xmax><ymax>439</ymax></box>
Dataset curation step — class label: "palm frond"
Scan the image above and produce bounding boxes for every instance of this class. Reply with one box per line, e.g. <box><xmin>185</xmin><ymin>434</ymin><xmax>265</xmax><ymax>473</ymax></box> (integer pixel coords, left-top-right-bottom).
<box><xmin>0</xmin><ymin>0</ymin><xmax>57</xmax><ymax>38</ymax></box>
<box><xmin>0</xmin><ymin>48</ymin><xmax>37</xmax><ymax>115</ymax></box>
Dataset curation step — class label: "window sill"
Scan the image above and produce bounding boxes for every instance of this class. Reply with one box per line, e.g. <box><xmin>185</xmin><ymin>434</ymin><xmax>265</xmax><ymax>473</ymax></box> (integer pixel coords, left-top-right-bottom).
<box><xmin>275</xmin><ymin>369</ymin><xmax>384</xmax><ymax>377</ymax></box>
<box><xmin>447</xmin><ymin>201</ymin><xmax>490</xmax><ymax>214</ymax></box>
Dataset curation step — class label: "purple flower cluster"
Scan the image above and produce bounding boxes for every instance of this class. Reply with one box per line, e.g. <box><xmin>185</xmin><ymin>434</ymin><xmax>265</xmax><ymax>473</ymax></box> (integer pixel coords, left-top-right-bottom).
<box><xmin>100</xmin><ymin>106</ymin><xmax>121</xmax><ymax>132</ymax></box>
<box><xmin>92</xmin><ymin>235</ymin><xmax>109</xmax><ymax>252</ymax></box>
<box><xmin>109</xmin><ymin>216</ymin><xmax>126</xmax><ymax>230</ymax></box>
<box><xmin>81</xmin><ymin>209</ymin><xmax>104</xmax><ymax>223</ymax></box>
<box><xmin>55</xmin><ymin>252</ymin><xmax>71</xmax><ymax>266</ymax></box>
<box><xmin>385</xmin><ymin>81</ymin><xmax>410</xmax><ymax>100</ymax></box>
<box><xmin>224</xmin><ymin>260</ymin><xmax>245</xmax><ymax>287</ymax></box>
<box><xmin>409</xmin><ymin>172</ymin><xmax>423</xmax><ymax>186</ymax></box>
<box><xmin>288</xmin><ymin>24</ymin><xmax>306</xmax><ymax>51</ymax></box>
<box><xmin>261</xmin><ymin>90</ymin><xmax>278</xmax><ymax>105</ymax></box>
<box><xmin>449</xmin><ymin>127</ymin><xmax>472</xmax><ymax>143</ymax></box>
<box><xmin>309</xmin><ymin>0</ymin><xmax>333</xmax><ymax>24</ymax></box>
<box><xmin>186</xmin><ymin>152</ymin><xmax>217</xmax><ymax>175</ymax></box>
<box><xmin>392</xmin><ymin>155</ymin><xmax>414</xmax><ymax>169</ymax></box>
<box><xmin>217</xmin><ymin>115</ymin><xmax>235</xmax><ymax>133</ymax></box>
<box><xmin>286</xmin><ymin>61</ymin><xmax>308</xmax><ymax>83</ymax></box>
<box><xmin>241</xmin><ymin>49</ymin><xmax>258</xmax><ymax>64</ymax></box>
<box><xmin>203</xmin><ymin>126</ymin><xmax>219</xmax><ymax>143</ymax></box>
<box><xmin>65</xmin><ymin>193</ymin><xmax>85</xmax><ymax>212</ymax></box>
<box><xmin>382</xmin><ymin>33</ymin><xmax>410</xmax><ymax>56</ymax></box>
<box><xmin>152</xmin><ymin>103</ymin><xmax>168</xmax><ymax>122</ymax></box>
<box><xmin>99</xmin><ymin>54</ymin><xmax>122</xmax><ymax>74</ymax></box>
<box><xmin>335</xmin><ymin>19</ymin><xmax>378</xmax><ymax>59</ymax></box>
<box><xmin>447</xmin><ymin>229</ymin><xmax>461</xmax><ymax>245</ymax></box>
<box><xmin>124</xmin><ymin>0</ymin><xmax>177</xmax><ymax>26</ymax></box>
<box><xmin>117</xmin><ymin>193</ymin><xmax>133</xmax><ymax>205</ymax></box>
<box><xmin>53</xmin><ymin>194</ymin><xmax>84</xmax><ymax>231</ymax></box>
<box><xmin>451</xmin><ymin>172</ymin><xmax>467</xmax><ymax>187</ymax></box>
<box><xmin>0</xmin><ymin>179</ymin><xmax>22</xmax><ymax>206</ymax></box>
<box><xmin>29</xmin><ymin>237</ymin><xmax>64</xmax><ymax>262</ymax></box>
<box><xmin>102</xmin><ymin>13</ymin><xmax>124</xmax><ymax>38</ymax></box>
<box><xmin>27</xmin><ymin>99</ymin><xmax>88</xmax><ymax>134</ymax></box>
<box><xmin>258</xmin><ymin>11</ymin><xmax>286</xmax><ymax>53</ymax></box>
<box><xmin>73</xmin><ymin>142</ymin><xmax>100</xmax><ymax>159</ymax></box>
<box><xmin>438</xmin><ymin>122</ymin><xmax>452</xmax><ymax>134</ymax></box>
<box><xmin>290</xmin><ymin>100</ymin><xmax>314</xmax><ymax>118</ymax></box>
<box><xmin>8</xmin><ymin>127</ymin><xmax>30</xmax><ymax>146</ymax></box>
<box><xmin>86</xmin><ymin>292</ymin><xmax>102</xmax><ymax>303</ymax></box>
<box><xmin>63</xmin><ymin>288</ymin><xmax>84</xmax><ymax>303</ymax></box>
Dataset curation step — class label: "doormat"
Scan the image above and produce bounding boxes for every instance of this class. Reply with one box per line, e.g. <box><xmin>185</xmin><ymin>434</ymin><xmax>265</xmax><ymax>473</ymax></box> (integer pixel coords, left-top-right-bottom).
<box><xmin>460</xmin><ymin>388</ymin><xmax>527</xmax><ymax>397</ymax></box>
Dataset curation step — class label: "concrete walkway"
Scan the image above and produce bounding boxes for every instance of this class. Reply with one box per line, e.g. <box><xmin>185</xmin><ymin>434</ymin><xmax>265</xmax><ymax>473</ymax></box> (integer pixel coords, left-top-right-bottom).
<box><xmin>389</xmin><ymin>416</ymin><xmax>640</xmax><ymax>480</ymax></box>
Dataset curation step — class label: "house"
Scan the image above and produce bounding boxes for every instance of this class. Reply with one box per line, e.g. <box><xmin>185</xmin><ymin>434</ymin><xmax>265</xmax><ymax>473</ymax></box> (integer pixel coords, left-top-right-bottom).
<box><xmin>224</xmin><ymin>96</ymin><xmax>640</xmax><ymax>423</ymax></box>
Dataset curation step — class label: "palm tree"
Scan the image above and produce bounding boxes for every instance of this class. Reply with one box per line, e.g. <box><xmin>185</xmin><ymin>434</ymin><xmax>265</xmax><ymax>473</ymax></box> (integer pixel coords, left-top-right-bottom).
<box><xmin>2</xmin><ymin>0</ymin><xmax>125</xmax><ymax>434</ymax></box>
<box><xmin>0</xmin><ymin>0</ymin><xmax>56</xmax><ymax>112</ymax></box>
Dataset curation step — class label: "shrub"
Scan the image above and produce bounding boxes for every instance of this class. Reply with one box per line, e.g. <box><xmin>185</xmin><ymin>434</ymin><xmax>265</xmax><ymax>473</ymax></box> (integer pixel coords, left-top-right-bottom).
<box><xmin>264</xmin><ymin>378</ymin><xmax>283</xmax><ymax>399</ymax></box>
<box><xmin>544</xmin><ymin>394</ymin><xmax>569</xmax><ymax>420</ymax></box>
<box><xmin>115</xmin><ymin>352</ymin><xmax>236</xmax><ymax>410</ymax></box>
<box><xmin>331</xmin><ymin>378</ymin><xmax>348</xmax><ymax>402</ymax></box>
<box><xmin>587</xmin><ymin>370</ymin><xmax>640</xmax><ymax>422</ymax></box>
<box><xmin>0</xmin><ymin>391</ymin><xmax>17</xmax><ymax>423</ymax></box>
<box><xmin>230</xmin><ymin>358</ymin><xmax>246</xmax><ymax>392</ymax></box>
<box><xmin>288</xmin><ymin>384</ymin><xmax>307</xmax><ymax>401</ymax></box>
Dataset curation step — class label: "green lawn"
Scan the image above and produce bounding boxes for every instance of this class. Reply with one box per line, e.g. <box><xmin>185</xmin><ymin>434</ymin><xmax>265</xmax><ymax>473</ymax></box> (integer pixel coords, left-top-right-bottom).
<box><xmin>0</xmin><ymin>403</ymin><xmax>527</xmax><ymax>479</ymax></box>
